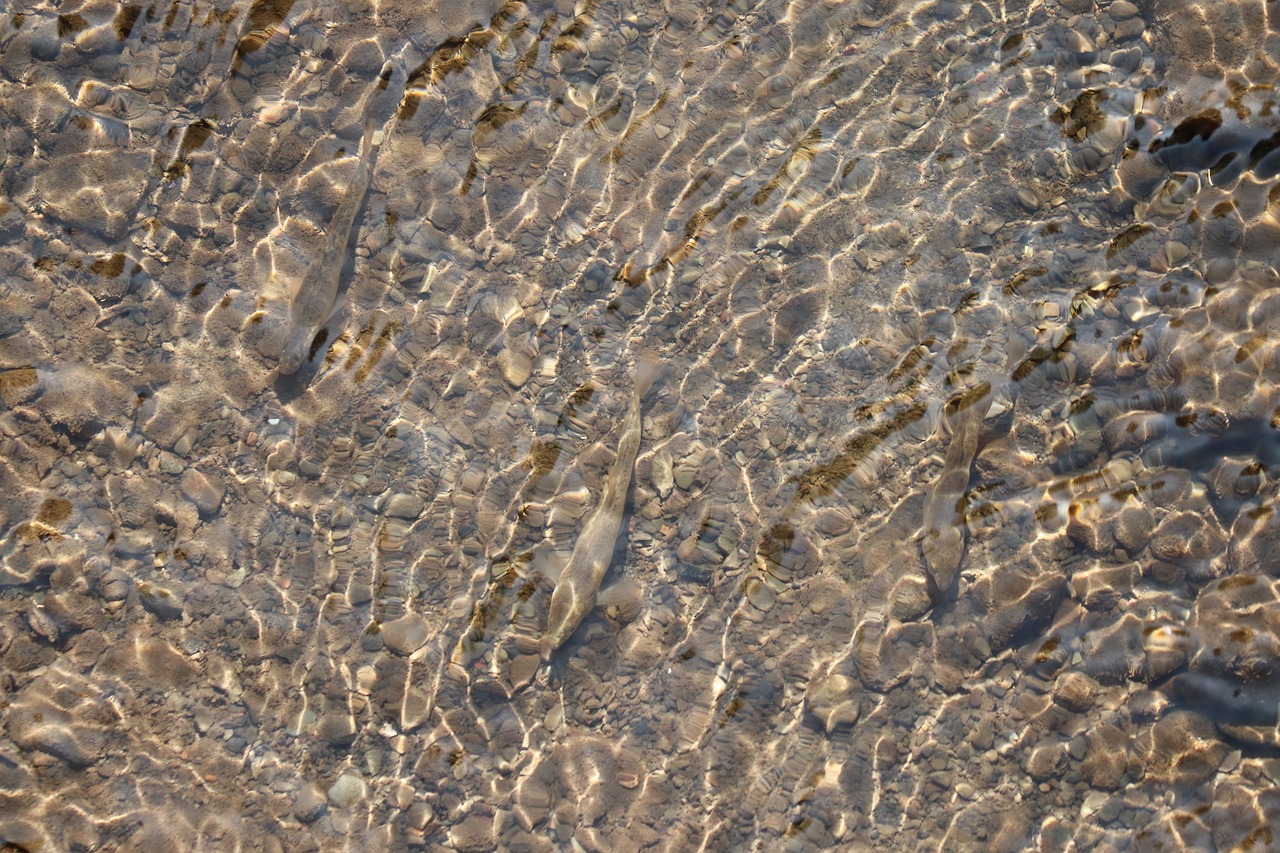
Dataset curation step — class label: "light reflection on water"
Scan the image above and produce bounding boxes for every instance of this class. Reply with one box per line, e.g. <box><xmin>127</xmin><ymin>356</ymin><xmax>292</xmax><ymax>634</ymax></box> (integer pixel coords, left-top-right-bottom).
<box><xmin>2</xmin><ymin>0</ymin><xmax>1280</xmax><ymax>849</ymax></box>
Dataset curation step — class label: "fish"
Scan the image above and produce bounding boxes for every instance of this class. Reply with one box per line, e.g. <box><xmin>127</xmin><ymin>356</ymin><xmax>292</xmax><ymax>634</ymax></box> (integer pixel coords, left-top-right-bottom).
<box><xmin>541</xmin><ymin>354</ymin><xmax>661</xmax><ymax>658</ymax></box>
<box><xmin>1168</xmin><ymin>669</ymin><xmax>1280</xmax><ymax>727</ymax></box>
<box><xmin>277</xmin><ymin>119</ymin><xmax>378</xmax><ymax>375</ymax></box>
<box><xmin>920</xmin><ymin>381</ymin><xmax>992</xmax><ymax>600</ymax></box>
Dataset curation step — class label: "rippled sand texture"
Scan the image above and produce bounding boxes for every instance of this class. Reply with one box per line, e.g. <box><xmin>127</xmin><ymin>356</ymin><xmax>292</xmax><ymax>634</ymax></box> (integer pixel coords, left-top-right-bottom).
<box><xmin>4</xmin><ymin>0</ymin><xmax>1280</xmax><ymax>849</ymax></box>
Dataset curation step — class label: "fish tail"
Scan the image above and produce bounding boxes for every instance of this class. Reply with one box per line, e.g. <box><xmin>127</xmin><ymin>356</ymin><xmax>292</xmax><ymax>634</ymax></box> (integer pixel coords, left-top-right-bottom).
<box><xmin>360</xmin><ymin>116</ymin><xmax>377</xmax><ymax>159</ymax></box>
<box><xmin>633</xmin><ymin>350</ymin><xmax>662</xmax><ymax>400</ymax></box>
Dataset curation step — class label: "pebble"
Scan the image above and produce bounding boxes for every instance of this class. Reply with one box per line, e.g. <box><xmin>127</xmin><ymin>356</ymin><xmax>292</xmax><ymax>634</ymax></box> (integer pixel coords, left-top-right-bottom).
<box><xmin>181</xmin><ymin>469</ymin><xmax>225</xmax><ymax>517</ymax></box>
<box><xmin>506</xmin><ymin>345</ymin><xmax>536</xmax><ymax>388</ymax></box>
<box><xmin>293</xmin><ymin>784</ymin><xmax>328</xmax><ymax>822</ymax></box>
<box><xmin>1080</xmin><ymin>790</ymin><xmax>1109</xmax><ymax>818</ymax></box>
<box><xmin>805</xmin><ymin>674</ymin><xmax>861</xmax><ymax>732</ymax></box>
<box><xmin>1113</xmin><ymin>17</ymin><xmax>1144</xmax><ymax>39</ymax></box>
<box><xmin>1206</xmin><ymin>257</ymin><xmax>1235</xmax><ymax>284</ymax></box>
<box><xmin>507</xmin><ymin>651</ymin><xmax>541</xmax><ymax>689</ymax></box>
<box><xmin>327</xmin><ymin>772</ymin><xmax>368</xmax><ymax>808</ymax></box>
<box><xmin>30</xmin><ymin>151</ymin><xmax>152</xmax><ymax>240</ymax></box>
<box><xmin>385</xmin><ymin>492</ymin><xmax>425</xmax><ymax>520</ymax></box>
<box><xmin>8</xmin><ymin>696</ymin><xmax>101</xmax><ymax>768</ymax></box>
<box><xmin>545</xmin><ymin>702</ymin><xmax>564</xmax><ymax>732</ymax></box>
<box><xmin>449</xmin><ymin>814</ymin><xmax>496</xmax><ymax>852</ymax></box>
<box><xmin>674</xmin><ymin>462</ymin><xmax>696</xmax><ymax>490</ymax></box>
<box><xmin>515</xmin><ymin>778</ymin><xmax>552</xmax><ymax>831</ymax></box>
<box><xmin>138</xmin><ymin>582</ymin><xmax>184</xmax><ymax>620</ymax></box>
<box><xmin>651</xmin><ymin>446</ymin><xmax>674</xmax><ymax>496</ymax></box>
<box><xmin>316</xmin><ymin>713</ymin><xmax>357</xmax><ymax>746</ymax></box>
<box><xmin>1109</xmin><ymin>0</ymin><xmax>1138</xmax><ymax>20</ymax></box>
<box><xmin>380</xmin><ymin>613</ymin><xmax>430</xmax><ymax>655</ymax></box>
<box><xmin>114</xmin><ymin>528</ymin><xmax>156</xmax><ymax>557</ymax></box>
<box><xmin>0</xmin><ymin>819</ymin><xmax>47</xmax><ymax>852</ymax></box>
<box><xmin>1053</xmin><ymin>671</ymin><xmax>1099</xmax><ymax>712</ymax></box>
<box><xmin>99</xmin><ymin>571</ymin><xmax>131</xmax><ymax>601</ymax></box>
<box><xmin>407</xmin><ymin>801</ymin><xmax>434</xmax><ymax>830</ymax></box>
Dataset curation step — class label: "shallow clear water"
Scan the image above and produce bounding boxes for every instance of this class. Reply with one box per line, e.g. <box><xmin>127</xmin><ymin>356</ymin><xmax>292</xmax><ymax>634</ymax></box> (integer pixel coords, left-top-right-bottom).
<box><xmin>2</xmin><ymin>0</ymin><xmax>1280</xmax><ymax>850</ymax></box>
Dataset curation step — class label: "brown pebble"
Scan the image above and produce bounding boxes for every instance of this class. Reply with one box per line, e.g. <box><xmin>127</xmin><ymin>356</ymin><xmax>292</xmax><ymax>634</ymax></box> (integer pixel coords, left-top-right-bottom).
<box><xmin>180</xmin><ymin>469</ymin><xmax>225</xmax><ymax>517</ymax></box>
<box><xmin>1110</xmin><ymin>0</ymin><xmax>1138</xmax><ymax>19</ymax></box>
<box><xmin>1024</xmin><ymin>741</ymin><xmax>1064</xmax><ymax>781</ymax></box>
<box><xmin>380</xmin><ymin>613</ymin><xmax>430</xmax><ymax>655</ymax></box>
<box><xmin>1053</xmin><ymin>671</ymin><xmax>1098</xmax><ymax>712</ymax></box>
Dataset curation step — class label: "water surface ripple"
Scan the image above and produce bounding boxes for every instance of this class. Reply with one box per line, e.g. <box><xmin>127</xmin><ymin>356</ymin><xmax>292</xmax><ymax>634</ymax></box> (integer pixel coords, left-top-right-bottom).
<box><xmin>2</xmin><ymin>0</ymin><xmax>1280</xmax><ymax>850</ymax></box>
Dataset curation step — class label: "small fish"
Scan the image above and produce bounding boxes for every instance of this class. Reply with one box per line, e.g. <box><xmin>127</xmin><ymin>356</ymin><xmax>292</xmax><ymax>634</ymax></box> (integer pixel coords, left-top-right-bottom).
<box><xmin>542</xmin><ymin>354</ymin><xmax>661</xmax><ymax>658</ymax></box>
<box><xmin>920</xmin><ymin>381</ymin><xmax>991</xmax><ymax>600</ymax></box>
<box><xmin>1168</xmin><ymin>669</ymin><xmax>1280</xmax><ymax>727</ymax></box>
<box><xmin>278</xmin><ymin>120</ymin><xmax>377</xmax><ymax>375</ymax></box>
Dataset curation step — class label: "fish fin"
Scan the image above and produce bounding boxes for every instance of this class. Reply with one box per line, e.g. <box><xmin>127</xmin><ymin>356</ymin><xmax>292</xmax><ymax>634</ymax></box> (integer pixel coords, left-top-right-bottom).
<box><xmin>596</xmin><ymin>574</ymin><xmax>642</xmax><ymax>610</ymax></box>
<box><xmin>360</xmin><ymin>117</ymin><xmax>377</xmax><ymax>158</ymax></box>
<box><xmin>632</xmin><ymin>350</ymin><xmax>662</xmax><ymax>399</ymax></box>
<box><xmin>533</xmin><ymin>545</ymin><xmax>570</xmax><ymax>585</ymax></box>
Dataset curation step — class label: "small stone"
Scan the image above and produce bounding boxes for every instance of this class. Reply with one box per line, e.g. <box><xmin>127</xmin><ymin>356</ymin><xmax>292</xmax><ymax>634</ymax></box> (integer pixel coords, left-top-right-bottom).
<box><xmin>500</xmin><ymin>348</ymin><xmax>533</xmax><ymax>388</ymax></box>
<box><xmin>889</xmin><ymin>571</ymin><xmax>933</xmax><ymax>621</ymax></box>
<box><xmin>1080</xmin><ymin>790</ymin><xmax>1109</xmax><ymax>818</ymax></box>
<box><xmin>380</xmin><ymin>613</ymin><xmax>429</xmax><ymax>655</ymax></box>
<box><xmin>674</xmin><ymin>465</ymin><xmax>695</xmax><ymax>490</ymax></box>
<box><xmin>316</xmin><ymin>712</ymin><xmax>357</xmax><ymax>747</ymax></box>
<box><xmin>327</xmin><ymin>772</ymin><xmax>368</xmax><ymax>808</ymax></box>
<box><xmin>514</xmin><ymin>777</ymin><xmax>553</xmax><ymax>831</ymax></box>
<box><xmin>1206</xmin><ymin>257</ymin><xmax>1235</xmax><ymax>284</ymax></box>
<box><xmin>385</xmin><ymin>492</ymin><xmax>425</xmax><ymax>520</ymax></box>
<box><xmin>30</xmin><ymin>151</ymin><xmax>151</xmax><ymax>239</ymax></box>
<box><xmin>954</xmin><ymin>782</ymin><xmax>975</xmax><ymax>800</ymax></box>
<box><xmin>293</xmin><ymin>783</ymin><xmax>327</xmax><ymax>823</ymax></box>
<box><xmin>99</xmin><ymin>571</ymin><xmax>131</xmax><ymax>601</ymax></box>
<box><xmin>1113</xmin><ymin>17</ymin><xmax>1144</xmax><ymax>40</ymax></box>
<box><xmin>138</xmin><ymin>582</ymin><xmax>184</xmax><ymax>620</ymax></box>
<box><xmin>545</xmin><ymin>702</ymin><xmax>564</xmax><ymax>732</ymax></box>
<box><xmin>449</xmin><ymin>814</ymin><xmax>495</xmax><ymax>852</ymax></box>
<box><xmin>1113</xmin><ymin>505</ymin><xmax>1155</xmax><ymax>555</ymax></box>
<box><xmin>0</xmin><ymin>818</ymin><xmax>48</xmax><ymax>852</ymax></box>
<box><xmin>1025</xmin><ymin>742</ymin><xmax>1064</xmax><ymax>781</ymax></box>
<box><xmin>181</xmin><ymin>469</ymin><xmax>225</xmax><ymax>517</ymax></box>
<box><xmin>407</xmin><ymin>801</ymin><xmax>435</xmax><ymax>830</ymax></box>
<box><xmin>114</xmin><ymin>528</ymin><xmax>156</xmax><ymax>557</ymax></box>
<box><xmin>507</xmin><ymin>652</ymin><xmax>541</xmax><ymax>691</ymax></box>
<box><xmin>1110</xmin><ymin>0</ymin><xmax>1138</xmax><ymax>19</ymax></box>
<box><xmin>651</xmin><ymin>447</ymin><xmax>674</xmax><ymax>497</ymax></box>
<box><xmin>1082</xmin><ymin>724</ymin><xmax>1129</xmax><ymax>790</ymax></box>
<box><xmin>1053</xmin><ymin>671</ymin><xmax>1099</xmax><ymax>712</ymax></box>
<box><xmin>1135</xmin><ymin>710</ymin><xmax>1226</xmax><ymax>789</ymax></box>
<box><xmin>805</xmin><ymin>674</ymin><xmax>861</xmax><ymax>732</ymax></box>
<box><xmin>8</xmin><ymin>694</ymin><xmax>101</xmax><ymax>768</ymax></box>
<box><xmin>392</xmin><ymin>782</ymin><xmax>415</xmax><ymax>810</ymax></box>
